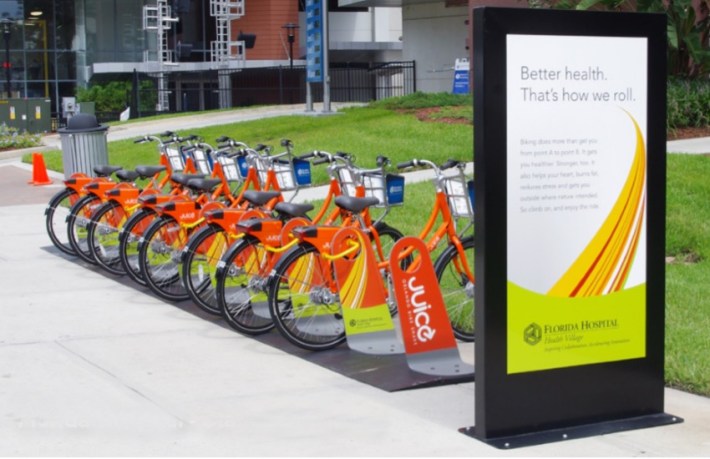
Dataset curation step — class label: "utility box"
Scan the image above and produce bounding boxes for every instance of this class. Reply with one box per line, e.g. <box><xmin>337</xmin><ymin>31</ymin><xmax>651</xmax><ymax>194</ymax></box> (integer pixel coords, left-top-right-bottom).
<box><xmin>58</xmin><ymin>113</ymin><xmax>109</xmax><ymax>178</ymax></box>
<box><xmin>0</xmin><ymin>98</ymin><xmax>52</xmax><ymax>133</ymax></box>
<box><xmin>26</xmin><ymin>99</ymin><xmax>52</xmax><ymax>133</ymax></box>
<box><xmin>62</xmin><ymin>96</ymin><xmax>77</xmax><ymax>121</ymax></box>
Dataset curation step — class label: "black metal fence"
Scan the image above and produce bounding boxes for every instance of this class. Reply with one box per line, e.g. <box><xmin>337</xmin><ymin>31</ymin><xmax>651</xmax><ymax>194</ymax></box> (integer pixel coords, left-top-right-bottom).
<box><xmin>94</xmin><ymin>61</ymin><xmax>415</xmax><ymax>122</ymax></box>
<box><xmin>229</xmin><ymin>61</ymin><xmax>416</xmax><ymax>107</ymax></box>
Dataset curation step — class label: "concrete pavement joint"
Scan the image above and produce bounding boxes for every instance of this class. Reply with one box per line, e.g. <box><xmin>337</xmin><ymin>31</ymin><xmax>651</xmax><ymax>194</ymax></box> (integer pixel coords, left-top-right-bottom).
<box><xmin>53</xmin><ymin>340</ymin><xmax>190</xmax><ymax>426</ymax></box>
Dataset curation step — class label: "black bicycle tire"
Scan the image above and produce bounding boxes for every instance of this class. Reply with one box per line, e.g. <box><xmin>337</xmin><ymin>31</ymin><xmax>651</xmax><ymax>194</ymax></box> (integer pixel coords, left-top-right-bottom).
<box><xmin>88</xmin><ymin>200</ymin><xmax>127</xmax><ymax>276</ymax></box>
<box><xmin>217</xmin><ymin>235</ymin><xmax>276</xmax><ymax>335</ymax></box>
<box><xmin>118</xmin><ymin>208</ymin><xmax>156</xmax><ymax>286</ymax></box>
<box><xmin>138</xmin><ymin>215</ymin><xmax>190</xmax><ymax>302</ymax></box>
<box><xmin>371</xmin><ymin>222</ymin><xmax>408</xmax><ymax>316</ymax></box>
<box><xmin>181</xmin><ymin>224</ymin><xmax>227</xmax><ymax>315</ymax></box>
<box><xmin>267</xmin><ymin>243</ymin><xmax>345</xmax><ymax>351</ymax></box>
<box><xmin>433</xmin><ymin>235</ymin><xmax>475</xmax><ymax>342</ymax></box>
<box><xmin>45</xmin><ymin>188</ymin><xmax>78</xmax><ymax>256</ymax></box>
<box><xmin>67</xmin><ymin>194</ymin><xmax>101</xmax><ymax>265</ymax></box>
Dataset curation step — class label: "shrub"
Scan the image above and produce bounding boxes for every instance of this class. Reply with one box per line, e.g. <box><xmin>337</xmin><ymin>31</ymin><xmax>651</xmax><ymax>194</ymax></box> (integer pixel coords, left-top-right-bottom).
<box><xmin>0</xmin><ymin>124</ymin><xmax>42</xmax><ymax>149</ymax></box>
<box><xmin>76</xmin><ymin>80</ymin><xmax>158</xmax><ymax>114</ymax></box>
<box><xmin>667</xmin><ymin>79</ymin><xmax>710</xmax><ymax>131</ymax></box>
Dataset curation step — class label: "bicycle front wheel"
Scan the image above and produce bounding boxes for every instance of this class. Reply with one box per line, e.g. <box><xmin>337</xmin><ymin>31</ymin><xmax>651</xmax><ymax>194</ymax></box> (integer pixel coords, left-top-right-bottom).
<box><xmin>217</xmin><ymin>236</ymin><xmax>275</xmax><ymax>335</ymax></box>
<box><xmin>181</xmin><ymin>224</ymin><xmax>230</xmax><ymax>315</ymax></box>
<box><xmin>267</xmin><ymin>243</ymin><xmax>344</xmax><ymax>351</ymax></box>
<box><xmin>371</xmin><ymin>222</ymin><xmax>408</xmax><ymax>316</ymax></box>
<box><xmin>118</xmin><ymin>208</ymin><xmax>156</xmax><ymax>286</ymax></box>
<box><xmin>139</xmin><ymin>216</ymin><xmax>190</xmax><ymax>302</ymax></box>
<box><xmin>45</xmin><ymin>188</ymin><xmax>78</xmax><ymax>256</ymax></box>
<box><xmin>434</xmin><ymin>236</ymin><xmax>475</xmax><ymax>341</ymax></box>
<box><xmin>67</xmin><ymin>194</ymin><xmax>102</xmax><ymax>264</ymax></box>
<box><xmin>88</xmin><ymin>200</ymin><xmax>128</xmax><ymax>275</ymax></box>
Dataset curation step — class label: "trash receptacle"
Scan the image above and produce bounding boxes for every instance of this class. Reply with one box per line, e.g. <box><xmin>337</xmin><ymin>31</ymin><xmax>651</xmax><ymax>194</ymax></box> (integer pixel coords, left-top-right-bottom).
<box><xmin>58</xmin><ymin>113</ymin><xmax>109</xmax><ymax>179</ymax></box>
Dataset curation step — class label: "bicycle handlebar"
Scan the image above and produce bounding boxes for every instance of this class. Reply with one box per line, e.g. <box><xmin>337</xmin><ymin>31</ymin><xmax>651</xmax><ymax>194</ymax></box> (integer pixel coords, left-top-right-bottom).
<box><xmin>179</xmin><ymin>134</ymin><xmax>199</xmax><ymax>143</ymax></box>
<box><xmin>298</xmin><ymin>151</ymin><xmax>317</xmax><ymax>161</ymax></box>
<box><xmin>440</xmin><ymin>159</ymin><xmax>462</xmax><ymax>170</ymax></box>
<box><xmin>397</xmin><ymin>159</ymin><xmax>417</xmax><ymax>169</ymax></box>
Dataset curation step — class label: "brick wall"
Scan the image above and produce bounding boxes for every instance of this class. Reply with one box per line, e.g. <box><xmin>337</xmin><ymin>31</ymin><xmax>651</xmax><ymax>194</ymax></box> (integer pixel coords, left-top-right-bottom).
<box><xmin>232</xmin><ymin>0</ymin><xmax>299</xmax><ymax>60</ymax></box>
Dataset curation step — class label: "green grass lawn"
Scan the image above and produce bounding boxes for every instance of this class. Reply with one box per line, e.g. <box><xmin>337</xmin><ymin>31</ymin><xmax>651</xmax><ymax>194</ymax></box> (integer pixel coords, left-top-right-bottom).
<box><xmin>665</xmin><ymin>154</ymin><xmax>710</xmax><ymax>395</ymax></box>
<box><xmin>33</xmin><ymin>106</ymin><xmax>472</xmax><ymax>186</ymax></box>
<box><xmin>30</xmin><ymin>95</ymin><xmax>710</xmax><ymax>398</ymax></box>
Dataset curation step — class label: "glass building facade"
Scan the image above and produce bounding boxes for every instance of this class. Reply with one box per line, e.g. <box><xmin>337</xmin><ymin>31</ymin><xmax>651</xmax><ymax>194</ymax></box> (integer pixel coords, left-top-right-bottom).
<box><xmin>0</xmin><ymin>0</ymin><xmax>402</xmax><ymax>118</ymax></box>
<box><xmin>0</xmin><ymin>0</ymin><xmax>217</xmax><ymax>116</ymax></box>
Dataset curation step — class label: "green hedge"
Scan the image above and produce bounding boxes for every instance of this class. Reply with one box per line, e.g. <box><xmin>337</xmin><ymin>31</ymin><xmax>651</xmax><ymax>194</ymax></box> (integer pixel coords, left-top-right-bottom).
<box><xmin>667</xmin><ymin>79</ymin><xmax>710</xmax><ymax>131</ymax></box>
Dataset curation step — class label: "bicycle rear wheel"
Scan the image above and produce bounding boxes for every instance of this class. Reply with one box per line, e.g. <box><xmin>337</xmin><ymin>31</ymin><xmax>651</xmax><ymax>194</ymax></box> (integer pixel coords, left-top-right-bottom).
<box><xmin>88</xmin><ymin>200</ymin><xmax>128</xmax><ymax>275</ymax></box>
<box><xmin>118</xmin><ymin>208</ymin><xmax>155</xmax><ymax>286</ymax></box>
<box><xmin>67</xmin><ymin>194</ymin><xmax>102</xmax><ymax>264</ymax></box>
<box><xmin>139</xmin><ymin>216</ymin><xmax>190</xmax><ymax>302</ymax></box>
<box><xmin>267</xmin><ymin>243</ymin><xmax>345</xmax><ymax>351</ymax></box>
<box><xmin>45</xmin><ymin>188</ymin><xmax>78</xmax><ymax>256</ymax></box>
<box><xmin>433</xmin><ymin>236</ymin><xmax>475</xmax><ymax>341</ymax></box>
<box><xmin>217</xmin><ymin>236</ymin><xmax>275</xmax><ymax>335</ymax></box>
<box><xmin>181</xmin><ymin>224</ymin><xmax>229</xmax><ymax>315</ymax></box>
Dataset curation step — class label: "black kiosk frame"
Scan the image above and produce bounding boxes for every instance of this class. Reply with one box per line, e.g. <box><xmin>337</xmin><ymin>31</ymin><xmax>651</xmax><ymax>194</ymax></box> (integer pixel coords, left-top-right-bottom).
<box><xmin>465</xmin><ymin>7</ymin><xmax>681</xmax><ymax>448</ymax></box>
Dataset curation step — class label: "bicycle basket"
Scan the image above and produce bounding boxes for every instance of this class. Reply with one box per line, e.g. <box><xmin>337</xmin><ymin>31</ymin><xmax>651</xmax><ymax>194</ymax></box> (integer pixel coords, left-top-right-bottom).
<box><xmin>362</xmin><ymin>172</ymin><xmax>405</xmax><ymax>208</ymax></box>
<box><xmin>165</xmin><ymin>146</ymin><xmax>185</xmax><ymax>172</ymax></box>
<box><xmin>336</xmin><ymin>167</ymin><xmax>359</xmax><ymax>198</ymax></box>
<box><xmin>191</xmin><ymin>147</ymin><xmax>213</xmax><ymax>175</ymax></box>
<box><xmin>260</xmin><ymin>158</ymin><xmax>311</xmax><ymax>191</ymax></box>
<box><xmin>445</xmin><ymin>175</ymin><xmax>474</xmax><ymax>218</ymax></box>
<box><xmin>216</xmin><ymin>154</ymin><xmax>242</xmax><ymax>182</ymax></box>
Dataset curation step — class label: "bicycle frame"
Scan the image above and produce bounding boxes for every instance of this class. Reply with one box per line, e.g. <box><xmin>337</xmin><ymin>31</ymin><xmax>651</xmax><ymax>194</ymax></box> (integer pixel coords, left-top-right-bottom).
<box><xmin>393</xmin><ymin>161</ymin><xmax>474</xmax><ymax>283</ymax></box>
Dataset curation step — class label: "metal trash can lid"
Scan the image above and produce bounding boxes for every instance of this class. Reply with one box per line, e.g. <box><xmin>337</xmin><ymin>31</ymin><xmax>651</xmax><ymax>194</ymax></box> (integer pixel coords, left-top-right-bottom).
<box><xmin>58</xmin><ymin>113</ymin><xmax>109</xmax><ymax>133</ymax></box>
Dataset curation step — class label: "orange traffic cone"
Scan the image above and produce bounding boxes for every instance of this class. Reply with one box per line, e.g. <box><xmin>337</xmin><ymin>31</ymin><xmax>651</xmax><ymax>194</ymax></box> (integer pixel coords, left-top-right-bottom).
<box><xmin>28</xmin><ymin>152</ymin><xmax>53</xmax><ymax>186</ymax></box>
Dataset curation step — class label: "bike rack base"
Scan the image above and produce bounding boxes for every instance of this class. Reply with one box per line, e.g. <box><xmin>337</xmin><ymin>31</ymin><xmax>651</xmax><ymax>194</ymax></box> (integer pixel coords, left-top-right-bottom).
<box><xmin>346</xmin><ymin>329</ymin><xmax>404</xmax><ymax>355</ymax></box>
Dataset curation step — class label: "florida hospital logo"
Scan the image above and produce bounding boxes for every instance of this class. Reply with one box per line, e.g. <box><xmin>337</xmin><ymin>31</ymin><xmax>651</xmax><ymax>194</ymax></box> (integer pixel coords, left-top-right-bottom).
<box><xmin>524</xmin><ymin>323</ymin><xmax>542</xmax><ymax>346</ymax></box>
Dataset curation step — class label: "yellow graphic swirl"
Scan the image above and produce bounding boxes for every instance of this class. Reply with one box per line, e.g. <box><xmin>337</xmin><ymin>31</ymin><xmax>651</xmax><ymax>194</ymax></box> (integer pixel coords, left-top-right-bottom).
<box><xmin>548</xmin><ymin>113</ymin><xmax>646</xmax><ymax>297</ymax></box>
<box><xmin>337</xmin><ymin>234</ymin><xmax>368</xmax><ymax>310</ymax></box>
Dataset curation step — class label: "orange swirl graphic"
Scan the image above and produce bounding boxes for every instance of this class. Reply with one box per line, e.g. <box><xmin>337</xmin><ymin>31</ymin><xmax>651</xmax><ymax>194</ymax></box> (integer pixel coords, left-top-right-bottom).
<box><xmin>548</xmin><ymin>113</ymin><xmax>646</xmax><ymax>298</ymax></box>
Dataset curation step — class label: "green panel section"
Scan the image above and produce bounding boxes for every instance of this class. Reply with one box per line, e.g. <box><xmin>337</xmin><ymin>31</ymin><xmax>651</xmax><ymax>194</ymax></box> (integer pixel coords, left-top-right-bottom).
<box><xmin>343</xmin><ymin>304</ymin><xmax>395</xmax><ymax>336</ymax></box>
<box><xmin>507</xmin><ymin>282</ymin><xmax>646</xmax><ymax>374</ymax></box>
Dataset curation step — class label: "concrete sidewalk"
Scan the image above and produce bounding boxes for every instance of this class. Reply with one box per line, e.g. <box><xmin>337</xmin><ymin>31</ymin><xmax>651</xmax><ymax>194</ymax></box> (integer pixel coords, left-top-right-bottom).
<box><xmin>1</xmin><ymin>162</ymin><xmax>709</xmax><ymax>456</ymax></box>
<box><xmin>0</xmin><ymin>103</ymin><xmax>360</xmax><ymax>162</ymax></box>
<box><xmin>0</xmin><ymin>105</ymin><xmax>709</xmax><ymax>456</ymax></box>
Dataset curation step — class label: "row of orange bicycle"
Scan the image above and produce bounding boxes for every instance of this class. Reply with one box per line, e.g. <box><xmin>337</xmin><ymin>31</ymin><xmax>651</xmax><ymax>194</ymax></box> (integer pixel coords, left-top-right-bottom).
<box><xmin>44</xmin><ymin>131</ymin><xmax>475</xmax><ymax>351</ymax></box>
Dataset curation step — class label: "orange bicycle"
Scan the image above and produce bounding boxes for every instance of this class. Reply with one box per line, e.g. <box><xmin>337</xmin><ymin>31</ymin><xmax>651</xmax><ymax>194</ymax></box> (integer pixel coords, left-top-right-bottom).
<box><xmin>138</xmin><ymin>140</ymin><xmax>304</xmax><ymax>302</ymax></box>
<box><xmin>264</xmin><ymin>158</ymin><xmax>473</xmax><ymax>350</ymax></box>
<box><xmin>262</xmin><ymin>157</ymin><xmax>410</xmax><ymax>351</ymax></box>
<box><xmin>180</xmin><ymin>140</ymin><xmax>315</xmax><ymax>314</ymax></box>
<box><xmin>116</xmin><ymin>133</ymin><xmax>217</xmax><ymax>285</ymax></box>
<box><xmin>212</xmin><ymin>151</ymin><xmax>394</xmax><ymax>335</ymax></box>
<box><xmin>64</xmin><ymin>131</ymin><xmax>200</xmax><ymax>265</ymax></box>
<box><xmin>45</xmin><ymin>165</ymin><xmax>124</xmax><ymax>256</ymax></box>
<box><xmin>395</xmin><ymin>158</ymin><xmax>474</xmax><ymax>341</ymax></box>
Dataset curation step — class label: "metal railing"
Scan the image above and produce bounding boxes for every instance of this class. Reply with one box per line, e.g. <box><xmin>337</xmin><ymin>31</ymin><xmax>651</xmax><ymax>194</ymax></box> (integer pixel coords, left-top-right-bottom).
<box><xmin>92</xmin><ymin>61</ymin><xmax>415</xmax><ymax>122</ymax></box>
